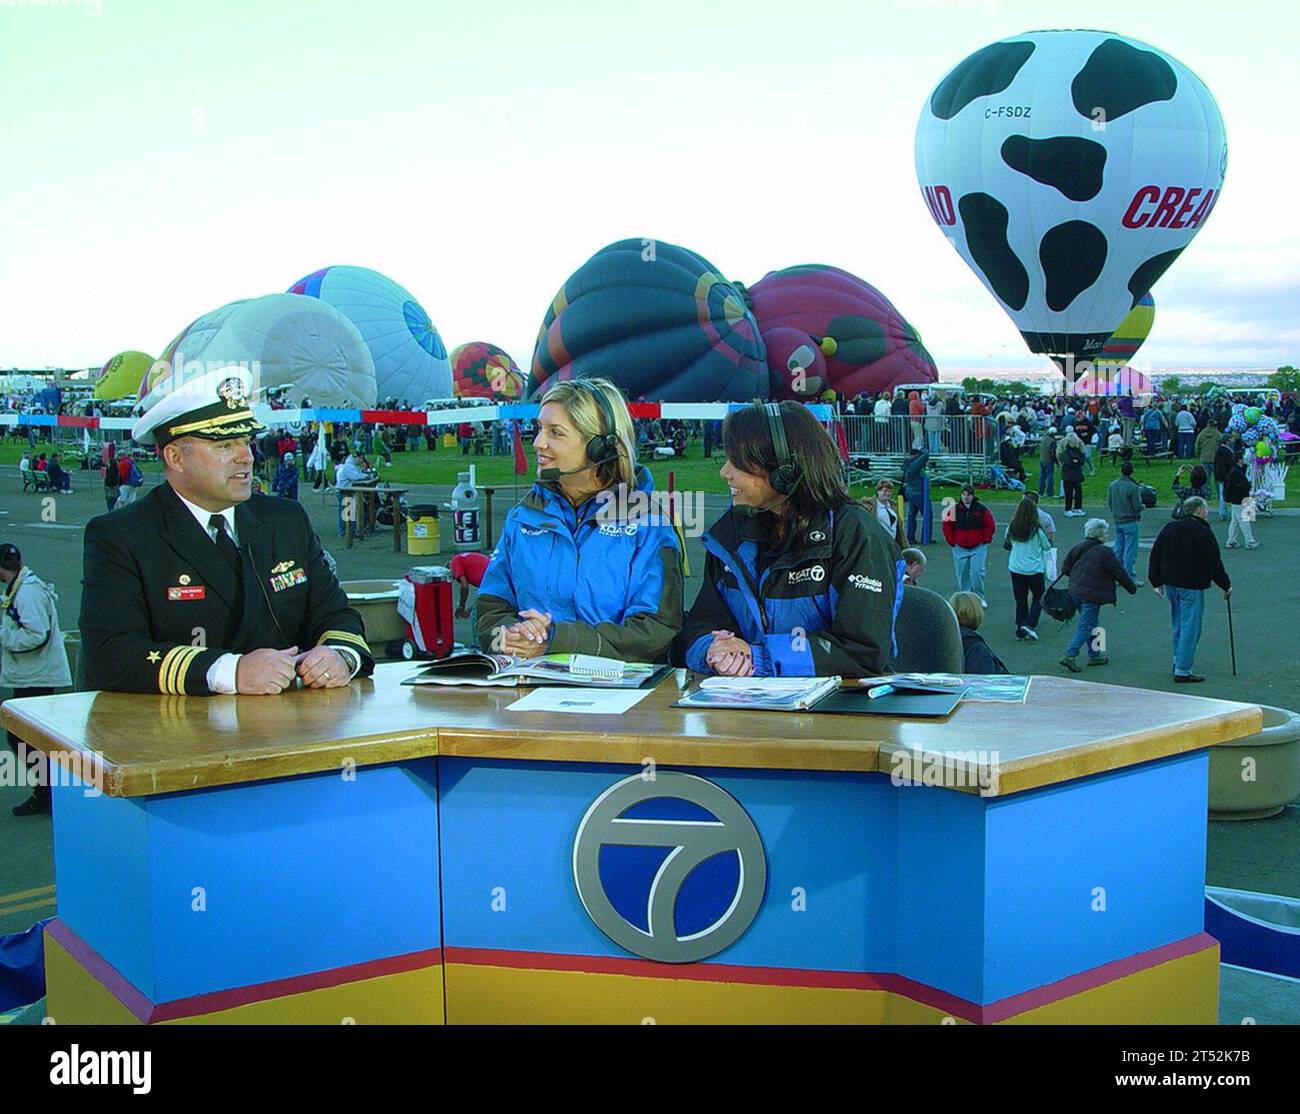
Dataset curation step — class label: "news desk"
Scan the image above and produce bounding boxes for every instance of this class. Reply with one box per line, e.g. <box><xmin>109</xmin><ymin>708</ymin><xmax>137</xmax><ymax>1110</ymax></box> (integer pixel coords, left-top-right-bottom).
<box><xmin>2</xmin><ymin>666</ymin><xmax>1261</xmax><ymax>1025</ymax></box>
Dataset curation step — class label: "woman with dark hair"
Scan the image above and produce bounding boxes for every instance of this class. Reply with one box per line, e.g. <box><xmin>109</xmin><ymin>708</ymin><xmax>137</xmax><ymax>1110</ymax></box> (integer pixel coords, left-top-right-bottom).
<box><xmin>674</xmin><ymin>402</ymin><xmax>903</xmax><ymax>677</ymax></box>
<box><xmin>942</xmin><ymin>484</ymin><xmax>996</xmax><ymax>607</ymax></box>
<box><xmin>1171</xmin><ymin>463</ymin><xmax>1210</xmax><ymax>518</ymax></box>
<box><xmin>1005</xmin><ymin>496</ymin><xmax>1052</xmax><ymax>640</ymax></box>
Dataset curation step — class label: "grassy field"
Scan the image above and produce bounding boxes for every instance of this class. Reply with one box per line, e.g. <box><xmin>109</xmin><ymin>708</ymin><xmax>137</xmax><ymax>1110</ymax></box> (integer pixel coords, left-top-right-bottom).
<box><xmin>5</xmin><ymin>436</ymin><xmax>1293</xmax><ymax>506</ymax></box>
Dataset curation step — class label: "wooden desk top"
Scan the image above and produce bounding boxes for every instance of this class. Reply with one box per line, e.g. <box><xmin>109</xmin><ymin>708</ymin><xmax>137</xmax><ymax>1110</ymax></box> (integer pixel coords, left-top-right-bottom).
<box><xmin>0</xmin><ymin>664</ymin><xmax>1262</xmax><ymax>799</ymax></box>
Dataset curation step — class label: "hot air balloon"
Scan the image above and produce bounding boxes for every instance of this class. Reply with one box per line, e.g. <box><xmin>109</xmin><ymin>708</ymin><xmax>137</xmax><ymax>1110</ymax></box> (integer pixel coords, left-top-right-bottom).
<box><xmin>1096</xmin><ymin>292</ymin><xmax>1155</xmax><ymax>368</ymax></box>
<box><xmin>288</xmin><ymin>266</ymin><xmax>451</xmax><ymax>404</ymax></box>
<box><xmin>528</xmin><ymin>239</ymin><xmax>768</xmax><ymax>402</ymax></box>
<box><xmin>915</xmin><ymin>30</ymin><xmax>1226</xmax><ymax>369</ymax></box>
<box><xmin>148</xmin><ymin>294</ymin><xmax>376</xmax><ymax>411</ymax></box>
<box><xmin>95</xmin><ymin>350</ymin><xmax>154</xmax><ymax>400</ymax></box>
<box><xmin>450</xmin><ymin>342</ymin><xmax>525</xmax><ymax>401</ymax></box>
<box><xmin>747</xmin><ymin>265</ymin><xmax>937</xmax><ymax>400</ymax></box>
<box><xmin>1072</xmin><ymin>366</ymin><xmax>1155</xmax><ymax>397</ymax></box>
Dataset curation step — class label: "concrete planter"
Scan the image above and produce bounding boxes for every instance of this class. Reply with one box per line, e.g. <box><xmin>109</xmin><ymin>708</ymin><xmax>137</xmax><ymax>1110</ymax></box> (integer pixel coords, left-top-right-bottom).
<box><xmin>342</xmin><ymin>580</ymin><xmax>407</xmax><ymax>650</ymax></box>
<box><xmin>1209</xmin><ymin>704</ymin><xmax>1300</xmax><ymax>820</ymax></box>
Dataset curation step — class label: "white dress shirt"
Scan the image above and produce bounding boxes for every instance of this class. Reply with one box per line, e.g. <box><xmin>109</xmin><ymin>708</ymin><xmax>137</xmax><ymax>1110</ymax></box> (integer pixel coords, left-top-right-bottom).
<box><xmin>173</xmin><ymin>492</ymin><xmax>359</xmax><ymax>694</ymax></box>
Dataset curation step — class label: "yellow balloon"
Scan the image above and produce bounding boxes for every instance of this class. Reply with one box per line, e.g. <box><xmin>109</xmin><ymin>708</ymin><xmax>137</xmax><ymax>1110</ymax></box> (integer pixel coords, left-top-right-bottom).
<box><xmin>94</xmin><ymin>351</ymin><xmax>154</xmax><ymax>399</ymax></box>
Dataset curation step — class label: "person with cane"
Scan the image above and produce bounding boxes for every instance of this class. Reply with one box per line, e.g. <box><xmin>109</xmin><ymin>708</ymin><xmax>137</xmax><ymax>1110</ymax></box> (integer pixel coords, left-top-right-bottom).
<box><xmin>1147</xmin><ymin>496</ymin><xmax>1230</xmax><ymax>684</ymax></box>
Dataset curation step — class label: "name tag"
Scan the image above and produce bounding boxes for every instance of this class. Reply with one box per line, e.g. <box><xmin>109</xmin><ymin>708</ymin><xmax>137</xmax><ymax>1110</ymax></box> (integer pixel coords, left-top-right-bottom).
<box><xmin>270</xmin><ymin>568</ymin><xmax>307</xmax><ymax>593</ymax></box>
<box><xmin>168</xmin><ymin>586</ymin><xmax>206</xmax><ymax>601</ymax></box>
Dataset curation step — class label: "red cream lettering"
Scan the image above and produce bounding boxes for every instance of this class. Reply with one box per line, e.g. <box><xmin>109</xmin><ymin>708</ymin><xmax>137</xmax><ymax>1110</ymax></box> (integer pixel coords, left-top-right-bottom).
<box><xmin>1122</xmin><ymin>185</ymin><xmax>1160</xmax><ymax>228</ymax></box>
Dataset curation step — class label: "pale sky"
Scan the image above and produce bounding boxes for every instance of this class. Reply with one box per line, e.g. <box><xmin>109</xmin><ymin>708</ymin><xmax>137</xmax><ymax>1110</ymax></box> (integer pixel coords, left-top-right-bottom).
<box><xmin>1</xmin><ymin>0</ymin><xmax>1296</xmax><ymax>376</ymax></box>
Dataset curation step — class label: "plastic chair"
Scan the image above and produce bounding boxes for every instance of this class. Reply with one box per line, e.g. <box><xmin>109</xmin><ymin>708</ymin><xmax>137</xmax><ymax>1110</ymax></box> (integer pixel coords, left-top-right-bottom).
<box><xmin>892</xmin><ymin>585</ymin><xmax>964</xmax><ymax>673</ymax></box>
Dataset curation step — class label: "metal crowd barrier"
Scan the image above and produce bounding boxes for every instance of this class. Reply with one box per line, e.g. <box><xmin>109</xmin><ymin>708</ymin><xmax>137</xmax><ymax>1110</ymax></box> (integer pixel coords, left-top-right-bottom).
<box><xmin>840</xmin><ymin>414</ymin><xmax>1000</xmax><ymax>485</ymax></box>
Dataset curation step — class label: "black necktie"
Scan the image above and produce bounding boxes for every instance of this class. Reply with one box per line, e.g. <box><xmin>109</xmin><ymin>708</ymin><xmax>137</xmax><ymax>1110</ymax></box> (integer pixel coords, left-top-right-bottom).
<box><xmin>209</xmin><ymin>514</ymin><xmax>241</xmax><ymax>577</ymax></box>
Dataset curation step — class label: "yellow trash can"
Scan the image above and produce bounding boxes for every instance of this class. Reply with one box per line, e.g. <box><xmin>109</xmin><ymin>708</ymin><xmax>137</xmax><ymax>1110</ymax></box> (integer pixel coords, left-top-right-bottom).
<box><xmin>442</xmin><ymin>432</ymin><xmax>456</xmax><ymax>449</ymax></box>
<box><xmin>406</xmin><ymin>504</ymin><xmax>441</xmax><ymax>555</ymax></box>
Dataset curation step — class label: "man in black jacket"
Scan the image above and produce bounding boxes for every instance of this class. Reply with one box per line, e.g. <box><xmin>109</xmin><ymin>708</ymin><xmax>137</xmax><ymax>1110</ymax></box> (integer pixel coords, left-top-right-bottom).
<box><xmin>1147</xmin><ymin>496</ymin><xmax>1230</xmax><ymax>683</ymax></box>
<box><xmin>80</xmin><ymin>367</ymin><xmax>373</xmax><ymax>695</ymax></box>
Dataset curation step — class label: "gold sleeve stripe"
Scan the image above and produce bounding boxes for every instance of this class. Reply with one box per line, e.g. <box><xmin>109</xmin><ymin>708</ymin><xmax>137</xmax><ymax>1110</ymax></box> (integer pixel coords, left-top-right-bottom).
<box><xmin>159</xmin><ymin>646</ymin><xmax>204</xmax><ymax>695</ymax></box>
<box><xmin>172</xmin><ymin>647</ymin><xmax>204</xmax><ymax>694</ymax></box>
<box><xmin>319</xmin><ymin>630</ymin><xmax>371</xmax><ymax>654</ymax></box>
<box><xmin>158</xmin><ymin>647</ymin><xmax>188</xmax><ymax>694</ymax></box>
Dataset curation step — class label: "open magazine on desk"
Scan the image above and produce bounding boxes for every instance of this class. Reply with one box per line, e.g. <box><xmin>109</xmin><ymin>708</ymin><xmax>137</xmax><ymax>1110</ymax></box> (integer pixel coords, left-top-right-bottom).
<box><xmin>403</xmin><ymin>652</ymin><xmax>669</xmax><ymax>689</ymax></box>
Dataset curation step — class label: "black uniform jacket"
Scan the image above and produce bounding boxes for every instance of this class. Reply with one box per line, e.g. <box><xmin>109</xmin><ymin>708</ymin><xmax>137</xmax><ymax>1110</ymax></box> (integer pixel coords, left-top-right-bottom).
<box><xmin>79</xmin><ymin>482</ymin><xmax>373</xmax><ymax>694</ymax></box>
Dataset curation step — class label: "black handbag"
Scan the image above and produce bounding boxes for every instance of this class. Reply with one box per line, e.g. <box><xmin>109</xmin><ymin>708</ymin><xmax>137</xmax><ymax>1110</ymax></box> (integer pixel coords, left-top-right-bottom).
<box><xmin>1042</xmin><ymin>573</ymin><xmax>1077</xmax><ymax>622</ymax></box>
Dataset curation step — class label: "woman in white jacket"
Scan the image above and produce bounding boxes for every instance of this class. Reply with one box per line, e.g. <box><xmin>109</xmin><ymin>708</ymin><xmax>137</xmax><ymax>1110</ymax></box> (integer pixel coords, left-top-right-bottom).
<box><xmin>1</xmin><ymin>544</ymin><xmax>71</xmax><ymax>816</ymax></box>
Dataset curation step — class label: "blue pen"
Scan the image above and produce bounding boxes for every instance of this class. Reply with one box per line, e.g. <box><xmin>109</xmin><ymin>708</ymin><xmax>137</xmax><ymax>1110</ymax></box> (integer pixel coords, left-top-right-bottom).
<box><xmin>866</xmin><ymin>684</ymin><xmax>896</xmax><ymax>700</ymax></box>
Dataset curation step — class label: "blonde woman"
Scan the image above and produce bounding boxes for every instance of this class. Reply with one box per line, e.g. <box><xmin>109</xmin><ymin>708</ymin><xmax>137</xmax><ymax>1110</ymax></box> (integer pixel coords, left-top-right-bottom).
<box><xmin>476</xmin><ymin>377</ymin><xmax>682</xmax><ymax>662</ymax></box>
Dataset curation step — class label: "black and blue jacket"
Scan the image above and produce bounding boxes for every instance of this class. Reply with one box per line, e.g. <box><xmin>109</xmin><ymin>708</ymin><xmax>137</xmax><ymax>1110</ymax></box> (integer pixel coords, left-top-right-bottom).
<box><xmin>674</xmin><ymin>500</ymin><xmax>904</xmax><ymax>677</ymax></box>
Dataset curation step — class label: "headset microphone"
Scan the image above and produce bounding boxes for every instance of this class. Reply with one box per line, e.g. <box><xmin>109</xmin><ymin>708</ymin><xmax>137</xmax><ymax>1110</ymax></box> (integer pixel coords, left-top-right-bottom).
<box><xmin>762</xmin><ymin>402</ymin><xmax>802</xmax><ymax>496</ymax></box>
<box><xmin>538</xmin><ymin>462</ymin><xmax>599</xmax><ymax>481</ymax></box>
<box><xmin>540</xmin><ymin>380</ymin><xmax>623</xmax><ymax>482</ymax></box>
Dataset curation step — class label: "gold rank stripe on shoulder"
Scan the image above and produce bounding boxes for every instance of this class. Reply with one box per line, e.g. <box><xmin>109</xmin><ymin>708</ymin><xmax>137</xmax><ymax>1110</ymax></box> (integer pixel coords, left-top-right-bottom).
<box><xmin>318</xmin><ymin>629</ymin><xmax>371</xmax><ymax>655</ymax></box>
<box><xmin>158</xmin><ymin>645</ymin><xmax>204</xmax><ymax>695</ymax></box>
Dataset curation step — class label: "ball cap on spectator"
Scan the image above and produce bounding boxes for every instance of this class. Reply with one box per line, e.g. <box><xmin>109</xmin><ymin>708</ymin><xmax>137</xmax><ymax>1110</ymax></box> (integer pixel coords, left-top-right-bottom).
<box><xmin>132</xmin><ymin>365</ymin><xmax>265</xmax><ymax>448</ymax></box>
<box><xmin>0</xmin><ymin>544</ymin><xmax>21</xmax><ymax>571</ymax></box>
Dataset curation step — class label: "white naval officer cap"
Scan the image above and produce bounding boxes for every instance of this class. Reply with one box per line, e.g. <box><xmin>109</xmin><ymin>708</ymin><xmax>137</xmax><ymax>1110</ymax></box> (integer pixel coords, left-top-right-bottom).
<box><xmin>132</xmin><ymin>365</ymin><xmax>266</xmax><ymax>448</ymax></box>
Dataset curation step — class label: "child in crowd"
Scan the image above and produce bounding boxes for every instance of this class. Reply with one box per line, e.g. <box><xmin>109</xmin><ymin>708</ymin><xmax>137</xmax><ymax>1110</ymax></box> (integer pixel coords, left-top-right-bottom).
<box><xmin>950</xmin><ymin>591</ymin><xmax>1010</xmax><ymax>674</ymax></box>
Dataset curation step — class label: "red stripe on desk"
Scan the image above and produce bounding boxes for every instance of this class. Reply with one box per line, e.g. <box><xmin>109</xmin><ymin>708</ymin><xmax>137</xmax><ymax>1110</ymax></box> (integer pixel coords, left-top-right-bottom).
<box><xmin>627</xmin><ymin>403</ymin><xmax>661</xmax><ymax>419</ymax></box>
<box><xmin>446</xmin><ymin>933</ymin><xmax>1217</xmax><ymax>1023</ymax></box>
<box><xmin>443</xmin><ymin>946</ymin><xmax>983</xmax><ymax>1020</ymax></box>
<box><xmin>47</xmin><ymin>919</ymin><xmax>154</xmax><ymax>1023</ymax></box>
<box><xmin>47</xmin><ymin>920</ymin><xmax>441</xmax><ymax>1023</ymax></box>
<box><xmin>979</xmin><ymin>932</ymin><xmax>1216</xmax><ymax>1023</ymax></box>
<box><xmin>150</xmin><ymin>947</ymin><xmax>443</xmax><ymax>1022</ymax></box>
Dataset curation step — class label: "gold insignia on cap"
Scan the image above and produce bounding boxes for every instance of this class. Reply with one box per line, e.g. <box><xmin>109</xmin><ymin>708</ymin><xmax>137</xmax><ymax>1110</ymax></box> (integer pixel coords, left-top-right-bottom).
<box><xmin>179</xmin><ymin>574</ymin><xmax>191</xmax><ymax>586</ymax></box>
<box><xmin>218</xmin><ymin>376</ymin><xmax>248</xmax><ymax>410</ymax></box>
<box><xmin>271</xmin><ymin>560</ymin><xmax>294</xmax><ymax>574</ymax></box>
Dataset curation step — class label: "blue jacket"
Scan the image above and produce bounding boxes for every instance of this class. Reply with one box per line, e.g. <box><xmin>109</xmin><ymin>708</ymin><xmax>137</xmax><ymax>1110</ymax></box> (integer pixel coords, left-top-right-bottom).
<box><xmin>475</xmin><ymin>467</ymin><xmax>683</xmax><ymax>661</ymax></box>
<box><xmin>273</xmin><ymin>463</ymin><xmax>299</xmax><ymax>500</ymax></box>
<box><xmin>674</xmin><ymin>501</ymin><xmax>904</xmax><ymax>677</ymax></box>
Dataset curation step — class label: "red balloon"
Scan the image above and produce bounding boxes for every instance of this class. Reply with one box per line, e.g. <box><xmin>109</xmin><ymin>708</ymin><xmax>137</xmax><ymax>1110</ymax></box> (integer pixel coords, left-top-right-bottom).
<box><xmin>748</xmin><ymin>265</ymin><xmax>937</xmax><ymax>400</ymax></box>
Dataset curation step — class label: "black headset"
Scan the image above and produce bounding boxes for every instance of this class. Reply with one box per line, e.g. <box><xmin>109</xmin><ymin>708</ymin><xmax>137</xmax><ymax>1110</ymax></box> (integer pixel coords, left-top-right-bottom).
<box><xmin>578</xmin><ymin>379</ymin><xmax>621</xmax><ymax>466</ymax></box>
<box><xmin>762</xmin><ymin>401</ymin><xmax>802</xmax><ymax>495</ymax></box>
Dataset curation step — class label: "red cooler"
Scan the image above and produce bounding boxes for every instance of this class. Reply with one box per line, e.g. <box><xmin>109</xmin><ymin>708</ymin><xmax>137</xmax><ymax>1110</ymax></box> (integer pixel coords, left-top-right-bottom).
<box><xmin>396</xmin><ymin>566</ymin><xmax>454</xmax><ymax>660</ymax></box>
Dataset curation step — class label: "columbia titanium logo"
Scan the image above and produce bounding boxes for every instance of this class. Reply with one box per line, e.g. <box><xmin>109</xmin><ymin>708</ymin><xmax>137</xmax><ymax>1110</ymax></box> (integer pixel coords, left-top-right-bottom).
<box><xmin>848</xmin><ymin>574</ymin><xmax>884</xmax><ymax>592</ymax></box>
<box><xmin>572</xmin><ymin>773</ymin><xmax>767</xmax><ymax>964</ymax></box>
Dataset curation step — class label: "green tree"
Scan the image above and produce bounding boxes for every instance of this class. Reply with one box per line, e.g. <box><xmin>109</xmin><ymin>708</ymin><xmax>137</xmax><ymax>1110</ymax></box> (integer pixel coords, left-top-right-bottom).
<box><xmin>1268</xmin><ymin>365</ymin><xmax>1300</xmax><ymax>392</ymax></box>
<box><xmin>1161</xmin><ymin>375</ymin><xmax>1183</xmax><ymax>394</ymax></box>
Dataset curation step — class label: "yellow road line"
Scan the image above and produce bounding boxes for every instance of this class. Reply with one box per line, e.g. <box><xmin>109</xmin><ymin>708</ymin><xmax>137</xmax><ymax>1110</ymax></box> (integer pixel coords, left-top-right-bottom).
<box><xmin>0</xmin><ymin>896</ymin><xmax>56</xmax><ymax>916</ymax></box>
<box><xmin>0</xmin><ymin>884</ymin><xmax>55</xmax><ymax>906</ymax></box>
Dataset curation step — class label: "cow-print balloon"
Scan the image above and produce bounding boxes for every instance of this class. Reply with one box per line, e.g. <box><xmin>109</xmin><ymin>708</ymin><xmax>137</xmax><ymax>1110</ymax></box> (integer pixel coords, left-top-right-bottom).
<box><xmin>1127</xmin><ymin>249</ymin><xmax>1185</xmax><ymax>307</ymax></box>
<box><xmin>1000</xmin><ymin>135</ymin><xmax>1107</xmax><ymax>201</ymax></box>
<box><xmin>930</xmin><ymin>40</ymin><xmax>1035</xmax><ymax>120</ymax></box>
<box><xmin>1040</xmin><ymin>221</ymin><xmax>1108</xmax><ymax>311</ymax></box>
<box><xmin>958</xmin><ymin>192</ymin><xmax>1029</xmax><ymax>310</ymax></box>
<box><xmin>1071</xmin><ymin>38</ymin><xmax>1178</xmax><ymax>121</ymax></box>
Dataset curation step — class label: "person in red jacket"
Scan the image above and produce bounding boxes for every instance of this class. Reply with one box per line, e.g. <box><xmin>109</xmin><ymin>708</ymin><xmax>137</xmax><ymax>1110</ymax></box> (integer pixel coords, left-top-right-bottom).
<box><xmin>942</xmin><ymin>483</ymin><xmax>996</xmax><ymax>607</ymax></box>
